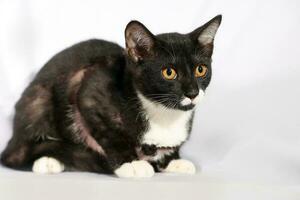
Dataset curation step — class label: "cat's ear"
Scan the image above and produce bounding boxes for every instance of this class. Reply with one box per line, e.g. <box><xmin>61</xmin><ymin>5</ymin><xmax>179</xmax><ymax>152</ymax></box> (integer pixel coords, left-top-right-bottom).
<box><xmin>190</xmin><ymin>15</ymin><xmax>222</xmax><ymax>55</ymax></box>
<box><xmin>125</xmin><ymin>20</ymin><xmax>155</xmax><ymax>62</ymax></box>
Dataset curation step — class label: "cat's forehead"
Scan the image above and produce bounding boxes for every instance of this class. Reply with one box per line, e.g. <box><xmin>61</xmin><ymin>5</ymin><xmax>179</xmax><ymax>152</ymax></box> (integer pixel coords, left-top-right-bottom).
<box><xmin>156</xmin><ymin>33</ymin><xmax>198</xmax><ymax>62</ymax></box>
<box><xmin>157</xmin><ymin>33</ymin><xmax>192</xmax><ymax>46</ymax></box>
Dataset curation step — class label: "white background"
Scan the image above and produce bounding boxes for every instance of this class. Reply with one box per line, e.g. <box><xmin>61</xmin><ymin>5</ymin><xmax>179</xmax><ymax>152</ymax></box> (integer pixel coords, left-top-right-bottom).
<box><xmin>0</xmin><ymin>0</ymin><xmax>300</xmax><ymax>198</ymax></box>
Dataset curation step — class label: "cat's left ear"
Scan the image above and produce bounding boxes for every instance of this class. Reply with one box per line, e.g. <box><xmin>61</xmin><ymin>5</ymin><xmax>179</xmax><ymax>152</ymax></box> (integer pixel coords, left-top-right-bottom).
<box><xmin>190</xmin><ymin>15</ymin><xmax>222</xmax><ymax>55</ymax></box>
<box><xmin>125</xmin><ymin>20</ymin><xmax>156</xmax><ymax>62</ymax></box>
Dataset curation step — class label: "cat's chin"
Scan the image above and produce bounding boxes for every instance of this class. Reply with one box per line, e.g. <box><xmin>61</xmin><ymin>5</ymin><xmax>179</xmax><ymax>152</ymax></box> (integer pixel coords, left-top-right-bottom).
<box><xmin>156</xmin><ymin>99</ymin><xmax>196</xmax><ymax>111</ymax></box>
<box><xmin>176</xmin><ymin>104</ymin><xmax>196</xmax><ymax>111</ymax></box>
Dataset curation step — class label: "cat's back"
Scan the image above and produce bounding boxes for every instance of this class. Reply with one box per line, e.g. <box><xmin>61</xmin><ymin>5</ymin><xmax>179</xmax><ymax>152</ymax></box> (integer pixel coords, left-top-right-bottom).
<box><xmin>34</xmin><ymin>39</ymin><xmax>124</xmax><ymax>84</ymax></box>
<box><xmin>15</xmin><ymin>39</ymin><xmax>125</xmax><ymax>112</ymax></box>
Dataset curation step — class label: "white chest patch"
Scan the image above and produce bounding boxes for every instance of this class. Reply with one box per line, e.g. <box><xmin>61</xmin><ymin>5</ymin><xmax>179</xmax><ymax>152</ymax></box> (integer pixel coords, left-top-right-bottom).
<box><xmin>138</xmin><ymin>93</ymin><xmax>193</xmax><ymax>147</ymax></box>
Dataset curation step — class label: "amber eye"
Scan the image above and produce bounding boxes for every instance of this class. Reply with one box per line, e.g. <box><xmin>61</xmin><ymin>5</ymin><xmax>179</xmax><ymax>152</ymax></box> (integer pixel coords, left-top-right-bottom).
<box><xmin>162</xmin><ymin>67</ymin><xmax>177</xmax><ymax>80</ymax></box>
<box><xmin>195</xmin><ymin>64</ymin><xmax>208</xmax><ymax>78</ymax></box>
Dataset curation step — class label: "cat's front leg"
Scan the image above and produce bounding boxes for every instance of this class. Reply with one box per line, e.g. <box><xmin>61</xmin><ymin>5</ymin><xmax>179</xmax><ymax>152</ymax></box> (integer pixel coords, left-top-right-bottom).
<box><xmin>114</xmin><ymin>160</ymin><xmax>155</xmax><ymax>178</ymax></box>
<box><xmin>106</xmin><ymin>146</ymin><xmax>155</xmax><ymax>178</ymax></box>
<box><xmin>164</xmin><ymin>159</ymin><xmax>196</xmax><ymax>174</ymax></box>
<box><xmin>157</xmin><ymin>150</ymin><xmax>196</xmax><ymax>174</ymax></box>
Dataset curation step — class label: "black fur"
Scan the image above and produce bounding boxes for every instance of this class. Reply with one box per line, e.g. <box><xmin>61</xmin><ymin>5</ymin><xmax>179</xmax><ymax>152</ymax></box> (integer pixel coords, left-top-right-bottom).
<box><xmin>1</xmin><ymin>16</ymin><xmax>222</xmax><ymax>174</ymax></box>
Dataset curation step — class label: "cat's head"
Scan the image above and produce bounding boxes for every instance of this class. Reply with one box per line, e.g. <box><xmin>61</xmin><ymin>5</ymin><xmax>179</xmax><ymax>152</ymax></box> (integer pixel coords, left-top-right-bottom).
<box><xmin>125</xmin><ymin>15</ymin><xmax>222</xmax><ymax>111</ymax></box>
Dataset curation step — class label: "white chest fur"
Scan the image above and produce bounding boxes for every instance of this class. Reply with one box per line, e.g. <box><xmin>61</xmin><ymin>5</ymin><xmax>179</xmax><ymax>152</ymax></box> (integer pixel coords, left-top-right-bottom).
<box><xmin>138</xmin><ymin>93</ymin><xmax>193</xmax><ymax>147</ymax></box>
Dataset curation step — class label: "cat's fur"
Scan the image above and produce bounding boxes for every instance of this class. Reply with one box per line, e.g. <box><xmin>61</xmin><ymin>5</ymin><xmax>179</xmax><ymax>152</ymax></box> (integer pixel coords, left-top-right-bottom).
<box><xmin>1</xmin><ymin>15</ymin><xmax>221</xmax><ymax>177</ymax></box>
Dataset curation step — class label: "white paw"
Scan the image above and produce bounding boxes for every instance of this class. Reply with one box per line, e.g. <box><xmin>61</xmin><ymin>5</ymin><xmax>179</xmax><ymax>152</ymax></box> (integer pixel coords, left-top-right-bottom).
<box><xmin>114</xmin><ymin>160</ymin><xmax>155</xmax><ymax>178</ymax></box>
<box><xmin>114</xmin><ymin>162</ymin><xmax>135</xmax><ymax>178</ymax></box>
<box><xmin>32</xmin><ymin>157</ymin><xmax>65</xmax><ymax>174</ymax></box>
<box><xmin>164</xmin><ymin>159</ymin><xmax>196</xmax><ymax>174</ymax></box>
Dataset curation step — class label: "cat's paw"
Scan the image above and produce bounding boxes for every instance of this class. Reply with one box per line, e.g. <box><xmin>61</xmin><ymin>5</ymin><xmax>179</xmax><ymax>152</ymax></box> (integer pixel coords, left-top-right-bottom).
<box><xmin>114</xmin><ymin>160</ymin><xmax>155</xmax><ymax>178</ymax></box>
<box><xmin>32</xmin><ymin>157</ymin><xmax>65</xmax><ymax>174</ymax></box>
<box><xmin>164</xmin><ymin>159</ymin><xmax>196</xmax><ymax>174</ymax></box>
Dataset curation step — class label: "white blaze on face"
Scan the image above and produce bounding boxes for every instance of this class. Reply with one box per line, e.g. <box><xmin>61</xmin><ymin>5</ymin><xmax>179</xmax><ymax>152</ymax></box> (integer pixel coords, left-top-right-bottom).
<box><xmin>180</xmin><ymin>89</ymin><xmax>205</xmax><ymax>106</ymax></box>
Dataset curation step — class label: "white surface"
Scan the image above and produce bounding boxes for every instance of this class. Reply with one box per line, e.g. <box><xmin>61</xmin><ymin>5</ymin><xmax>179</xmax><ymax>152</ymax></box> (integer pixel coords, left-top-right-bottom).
<box><xmin>1</xmin><ymin>167</ymin><xmax>300</xmax><ymax>200</ymax></box>
<box><xmin>0</xmin><ymin>0</ymin><xmax>300</xmax><ymax>199</ymax></box>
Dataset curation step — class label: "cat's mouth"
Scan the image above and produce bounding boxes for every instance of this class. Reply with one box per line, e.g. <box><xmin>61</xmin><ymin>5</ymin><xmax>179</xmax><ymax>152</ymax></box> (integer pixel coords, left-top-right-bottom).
<box><xmin>137</xmin><ymin>90</ymin><xmax>204</xmax><ymax>111</ymax></box>
<box><xmin>160</xmin><ymin>96</ymin><xmax>197</xmax><ymax>111</ymax></box>
<box><xmin>178</xmin><ymin>90</ymin><xmax>205</xmax><ymax>110</ymax></box>
<box><xmin>180</xmin><ymin>97</ymin><xmax>194</xmax><ymax>106</ymax></box>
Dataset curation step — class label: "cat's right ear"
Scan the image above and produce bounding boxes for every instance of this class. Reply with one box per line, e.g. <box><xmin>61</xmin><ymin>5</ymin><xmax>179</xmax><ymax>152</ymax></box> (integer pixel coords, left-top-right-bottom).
<box><xmin>125</xmin><ymin>21</ymin><xmax>155</xmax><ymax>62</ymax></box>
<box><xmin>190</xmin><ymin>15</ymin><xmax>222</xmax><ymax>56</ymax></box>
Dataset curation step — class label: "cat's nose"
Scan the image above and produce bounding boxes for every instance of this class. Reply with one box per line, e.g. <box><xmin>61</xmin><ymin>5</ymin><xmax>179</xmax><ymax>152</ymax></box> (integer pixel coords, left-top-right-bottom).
<box><xmin>184</xmin><ymin>89</ymin><xmax>199</xmax><ymax>100</ymax></box>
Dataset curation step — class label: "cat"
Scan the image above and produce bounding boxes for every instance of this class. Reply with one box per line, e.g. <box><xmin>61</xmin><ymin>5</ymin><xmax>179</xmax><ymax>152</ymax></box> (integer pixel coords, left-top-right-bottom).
<box><xmin>1</xmin><ymin>15</ymin><xmax>221</xmax><ymax>178</ymax></box>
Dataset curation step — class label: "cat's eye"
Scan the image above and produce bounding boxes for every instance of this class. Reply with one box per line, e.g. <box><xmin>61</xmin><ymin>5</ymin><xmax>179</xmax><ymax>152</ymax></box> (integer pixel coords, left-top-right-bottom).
<box><xmin>162</xmin><ymin>67</ymin><xmax>177</xmax><ymax>80</ymax></box>
<box><xmin>194</xmin><ymin>64</ymin><xmax>208</xmax><ymax>78</ymax></box>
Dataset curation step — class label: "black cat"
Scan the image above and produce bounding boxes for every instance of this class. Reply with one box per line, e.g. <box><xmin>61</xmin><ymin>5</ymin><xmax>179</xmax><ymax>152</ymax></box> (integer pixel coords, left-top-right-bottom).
<box><xmin>1</xmin><ymin>15</ymin><xmax>221</xmax><ymax>177</ymax></box>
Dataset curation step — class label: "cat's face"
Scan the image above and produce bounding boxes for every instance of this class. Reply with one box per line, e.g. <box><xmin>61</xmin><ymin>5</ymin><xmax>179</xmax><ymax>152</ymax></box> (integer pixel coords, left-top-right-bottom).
<box><xmin>125</xmin><ymin>16</ymin><xmax>221</xmax><ymax>111</ymax></box>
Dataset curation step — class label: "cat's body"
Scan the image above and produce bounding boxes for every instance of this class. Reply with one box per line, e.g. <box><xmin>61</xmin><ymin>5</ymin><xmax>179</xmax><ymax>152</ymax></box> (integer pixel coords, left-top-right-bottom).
<box><xmin>1</xmin><ymin>16</ymin><xmax>221</xmax><ymax>177</ymax></box>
